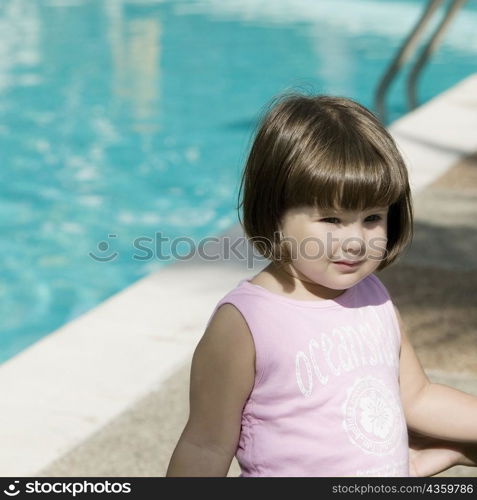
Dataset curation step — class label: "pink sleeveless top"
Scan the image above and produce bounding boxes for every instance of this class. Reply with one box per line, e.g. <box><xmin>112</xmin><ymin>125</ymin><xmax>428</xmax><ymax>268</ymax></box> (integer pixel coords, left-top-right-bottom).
<box><xmin>206</xmin><ymin>273</ymin><xmax>410</xmax><ymax>477</ymax></box>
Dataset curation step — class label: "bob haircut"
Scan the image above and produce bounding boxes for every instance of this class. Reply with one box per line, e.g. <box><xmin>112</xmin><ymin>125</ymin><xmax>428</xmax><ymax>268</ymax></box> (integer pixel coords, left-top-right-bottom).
<box><xmin>237</xmin><ymin>93</ymin><xmax>413</xmax><ymax>271</ymax></box>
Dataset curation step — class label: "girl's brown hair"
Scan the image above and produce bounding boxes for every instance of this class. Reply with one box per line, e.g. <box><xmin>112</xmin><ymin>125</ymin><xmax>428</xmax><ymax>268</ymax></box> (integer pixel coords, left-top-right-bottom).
<box><xmin>237</xmin><ymin>92</ymin><xmax>413</xmax><ymax>271</ymax></box>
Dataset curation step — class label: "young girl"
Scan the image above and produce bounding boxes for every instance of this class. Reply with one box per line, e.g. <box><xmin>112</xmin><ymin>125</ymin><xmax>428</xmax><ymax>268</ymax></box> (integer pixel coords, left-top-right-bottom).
<box><xmin>166</xmin><ymin>94</ymin><xmax>477</xmax><ymax>477</ymax></box>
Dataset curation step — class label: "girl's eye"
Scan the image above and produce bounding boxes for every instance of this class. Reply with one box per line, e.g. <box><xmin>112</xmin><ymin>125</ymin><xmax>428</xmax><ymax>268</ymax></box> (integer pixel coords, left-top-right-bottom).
<box><xmin>321</xmin><ymin>217</ymin><xmax>340</xmax><ymax>224</ymax></box>
<box><xmin>320</xmin><ymin>215</ymin><xmax>382</xmax><ymax>224</ymax></box>
<box><xmin>366</xmin><ymin>215</ymin><xmax>382</xmax><ymax>223</ymax></box>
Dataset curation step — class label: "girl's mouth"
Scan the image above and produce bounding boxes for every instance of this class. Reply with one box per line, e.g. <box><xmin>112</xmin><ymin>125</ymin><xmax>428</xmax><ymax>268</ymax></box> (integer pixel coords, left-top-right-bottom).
<box><xmin>333</xmin><ymin>260</ymin><xmax>364</xmax><ymax>268</ymax></box>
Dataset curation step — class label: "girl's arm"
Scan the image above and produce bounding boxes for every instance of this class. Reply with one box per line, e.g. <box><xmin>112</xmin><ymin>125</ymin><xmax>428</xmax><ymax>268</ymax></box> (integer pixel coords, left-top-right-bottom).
<box><xmin>166</xmin><ymin>303</ymin><xmax>255</xmax><ymax>477</ymax></box>
<box><xmin>409</xmin><ymin>431</ymin><xmax>477</xmax><ymax>477</ymax></box>
<box><xmin>461</xmin><ymin>444</ymin><xmax>477</xmax><ymax>467</ymax></box>
<box><xmin>397</xmin><ymin>305</ymin><xmax>477</xmax><ymax>443</ymax></box>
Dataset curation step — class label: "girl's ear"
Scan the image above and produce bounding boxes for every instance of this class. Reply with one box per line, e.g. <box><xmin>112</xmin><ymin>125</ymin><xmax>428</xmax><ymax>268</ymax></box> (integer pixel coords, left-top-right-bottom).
<box><xmin>276</xmin><ymin>229</ymin><xmax>294</xmax><ymax>264</ymax></box>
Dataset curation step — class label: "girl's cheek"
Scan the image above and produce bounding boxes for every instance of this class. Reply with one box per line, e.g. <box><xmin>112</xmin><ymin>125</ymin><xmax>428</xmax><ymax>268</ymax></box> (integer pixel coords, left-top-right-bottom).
<box><xmin>300</xmin><ymin>236</ymin><xmax>326</xmax><ymax>261</ymax></box>
<box><xmin>368</xmin><ymin>235</ymin><xmax>388</xmax><ymax>258</ymax></box>
<box><xmin>298</xmin><ymin>227</ymin><xmax>335</xmax><ymax>261</ymax></box>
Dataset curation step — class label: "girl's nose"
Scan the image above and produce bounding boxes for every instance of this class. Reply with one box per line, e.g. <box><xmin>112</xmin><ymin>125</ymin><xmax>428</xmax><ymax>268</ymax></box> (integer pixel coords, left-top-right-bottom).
<box><xmin>342</xmin><ymin>229</ymin><xmax>366</xmax><ymax>257</ymax></box>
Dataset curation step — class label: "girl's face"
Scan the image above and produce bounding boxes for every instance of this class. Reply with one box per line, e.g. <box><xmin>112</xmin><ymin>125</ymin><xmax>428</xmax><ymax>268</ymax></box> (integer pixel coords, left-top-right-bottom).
<box><xmin>278</xmin><ymin>204</ymin><xmax>389</xmax><ymax>297</ymax></box>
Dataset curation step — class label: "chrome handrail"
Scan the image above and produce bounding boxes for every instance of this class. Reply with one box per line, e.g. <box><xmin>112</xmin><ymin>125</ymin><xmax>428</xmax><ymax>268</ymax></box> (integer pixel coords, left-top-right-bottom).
<box><xmin>373</xmin><ymin>0</ymin><xmax>466</xmax><ymax>124</ymax></box>
<box><xmin>407</xmin><ymin>0</ymin><xmax>468</xmax><ymax>110</ymax></box>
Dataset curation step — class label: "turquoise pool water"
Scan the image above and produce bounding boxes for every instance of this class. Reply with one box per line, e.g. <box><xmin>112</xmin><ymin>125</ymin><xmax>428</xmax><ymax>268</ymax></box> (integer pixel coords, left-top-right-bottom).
<box><xmin>1</xmin><ymin>0</ymin><xmax>476</xmax><ymax>363</ymax></box>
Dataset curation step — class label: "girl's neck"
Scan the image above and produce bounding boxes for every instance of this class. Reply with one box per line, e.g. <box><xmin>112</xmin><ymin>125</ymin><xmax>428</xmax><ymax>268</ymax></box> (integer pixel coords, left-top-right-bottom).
<box><xmin>258</xmin><ymin>262</ymin><xmax>346</xmax><ymax>301</ymax></box>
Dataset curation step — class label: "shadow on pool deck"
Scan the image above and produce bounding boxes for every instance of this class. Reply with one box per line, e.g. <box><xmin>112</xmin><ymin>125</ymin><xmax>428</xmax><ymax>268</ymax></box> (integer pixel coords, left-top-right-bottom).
<box><xmin>37</xmin><ymin>153</ymin><xmax>477</xmax><ymax>478</ymax></box>
<box><xmin>380</xmin><ymin>152</ymin><xmax>477</xmax><ymax>477</ymax></box>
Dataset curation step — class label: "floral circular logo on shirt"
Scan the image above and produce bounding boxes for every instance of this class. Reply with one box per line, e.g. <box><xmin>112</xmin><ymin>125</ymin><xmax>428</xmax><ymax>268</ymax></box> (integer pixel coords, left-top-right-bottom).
<box><xmin>341</xmin><ymin>375</ymin><xmax>404</xmax><ymax>455</ymax></box>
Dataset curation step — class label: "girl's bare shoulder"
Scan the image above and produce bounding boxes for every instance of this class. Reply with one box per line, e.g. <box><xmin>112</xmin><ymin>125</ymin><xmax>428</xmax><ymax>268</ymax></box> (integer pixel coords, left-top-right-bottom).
<box><xmin>204</xmin><ymin>302</ymin><xmax>253</xmax><ymax>347</ymax></box>
<box><xmin>184</xmin><ymin>303</ymin><xmax>256</xmax><ymax>458</ymax></box>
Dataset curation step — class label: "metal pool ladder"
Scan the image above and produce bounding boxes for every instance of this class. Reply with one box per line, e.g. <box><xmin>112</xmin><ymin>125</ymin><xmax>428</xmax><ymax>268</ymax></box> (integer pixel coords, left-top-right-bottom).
<box><xmin>374</xmin><ymin>0</ymin><xmax>468</xmax><ymax>124</ymax></box>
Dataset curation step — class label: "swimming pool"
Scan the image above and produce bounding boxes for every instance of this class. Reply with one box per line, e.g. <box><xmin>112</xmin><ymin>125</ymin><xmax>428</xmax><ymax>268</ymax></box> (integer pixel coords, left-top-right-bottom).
<box><xmin>1</xmin><ymin>0</ymin><xmax>475</xmax><ymax>363</ymax></box>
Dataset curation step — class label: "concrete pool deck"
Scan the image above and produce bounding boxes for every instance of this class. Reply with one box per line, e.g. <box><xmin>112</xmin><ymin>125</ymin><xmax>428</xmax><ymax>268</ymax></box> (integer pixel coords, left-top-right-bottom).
<box><xmin>2</xmin><ymin>74</ymin><xmax>477</xmax><ymax>477</ymax></box>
